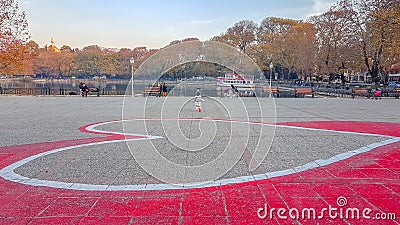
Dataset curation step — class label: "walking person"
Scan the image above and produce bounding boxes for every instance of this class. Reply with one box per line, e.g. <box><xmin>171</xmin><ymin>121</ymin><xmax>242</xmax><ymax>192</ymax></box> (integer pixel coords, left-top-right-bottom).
<box><xmin>157</xmin><ymin>82</ymin><xmax>162</xmax><ymax>97</ymax></box>
<box><xmin>374</xmin><ymin>89</ymin><xmax>382</xmax><ymax>100</ymax></box>
<box><xmin>162</xmin><ymin>82</ymin><xmax>167</xmax><ymax>97</ymax></box>
<box><xmin>192</xmin><ymin>90</ymin><xmax>205</xmax><ymax>112</ymax></box>
<box><xmin>230</xmin><ymin>84</ymin><xmax>238</xmax><ymax>98</ymax></box>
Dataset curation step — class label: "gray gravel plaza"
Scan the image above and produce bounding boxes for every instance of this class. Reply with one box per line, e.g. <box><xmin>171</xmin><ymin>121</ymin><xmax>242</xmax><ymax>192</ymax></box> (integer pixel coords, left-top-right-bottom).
<box><xmin>1</xmin><ymin>96</ymin><xmax>398</xmax><ymax>186</ymax></box>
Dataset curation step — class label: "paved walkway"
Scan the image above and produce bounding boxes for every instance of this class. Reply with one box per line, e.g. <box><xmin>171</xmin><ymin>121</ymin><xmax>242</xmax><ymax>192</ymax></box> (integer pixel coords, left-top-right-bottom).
<box><xmin>0</xmin><ymin>97</ymin><xmax>399</xmax><ymax>224</ymax></box>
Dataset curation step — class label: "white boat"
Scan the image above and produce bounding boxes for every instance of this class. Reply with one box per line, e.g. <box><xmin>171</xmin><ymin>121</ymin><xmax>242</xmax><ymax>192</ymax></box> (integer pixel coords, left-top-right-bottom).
<box><xmin>217</xmin><ymin>73</ymin><xmax>255</xmax><ymax>91</ymax></box>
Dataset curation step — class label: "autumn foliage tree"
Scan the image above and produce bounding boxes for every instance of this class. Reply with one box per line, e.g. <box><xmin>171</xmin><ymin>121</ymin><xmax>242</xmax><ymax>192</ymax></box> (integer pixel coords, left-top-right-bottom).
<box><xmin>31</xmin><ymin>44</ymin><xmax>157</xmax><ymax>78</ymax></box>
<box><xmin>212</xmin><ymin>0</ymin><xmax>398</xmax><ymax>82</ymax></box>
<box><xmin>0</xmin><ymin>0</ymin><xmax>32</xmax><ymax>75</ymax></box>
<box><xmin>332</xmin><ymin>0</ymin><xmax>400</xmax><ymax>81</ymax></box>
<box><xmin>254</xmin><ymin>18</ymin><xmax>316</xmax><ymax>79</ymax></box>
<box><xmin>212</xmin><ymin>20</ymin><xmax>257</xmax><ymax>54</ymax></box>
<box><xmin>213</xmin><ymin>18</ymin><xmax>317</xmax><ymax>80</ymax></box>
<box><xmin>3</xmin><ymin>0</ymin><xmax>398</xmax><ymax>82</ymax></box>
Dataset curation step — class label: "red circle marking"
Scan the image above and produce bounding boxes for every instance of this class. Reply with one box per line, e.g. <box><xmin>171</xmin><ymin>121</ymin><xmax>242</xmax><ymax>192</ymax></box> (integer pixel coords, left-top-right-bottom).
<box><xmin>0</xmin><ymin>121</ymin><xmax>399</xmax><ymax>224</ymax></box>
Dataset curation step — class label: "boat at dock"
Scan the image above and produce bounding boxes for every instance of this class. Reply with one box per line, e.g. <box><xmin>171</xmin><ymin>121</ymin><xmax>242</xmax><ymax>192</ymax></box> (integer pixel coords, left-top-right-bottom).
<box><xmin>216</xmin><ymin>73</ymin><xmax>255</xmax><ymax>95</ymax></box>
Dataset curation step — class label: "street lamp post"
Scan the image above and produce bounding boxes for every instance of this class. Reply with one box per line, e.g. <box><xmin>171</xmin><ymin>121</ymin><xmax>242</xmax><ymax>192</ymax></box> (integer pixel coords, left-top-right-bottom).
<box><xmin>269</xmin><ymin>62</ymin><xmax>273</xmax><ymax>98</ymax></box>
<box><xmin>130</xmin><ymin>57</ymin><xmax>135</xmax><ymax>97</ymax></box>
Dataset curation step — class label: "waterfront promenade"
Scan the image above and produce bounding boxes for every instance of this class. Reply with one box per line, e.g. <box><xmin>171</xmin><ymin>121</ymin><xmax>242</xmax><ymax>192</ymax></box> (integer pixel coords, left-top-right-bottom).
<box><xmin>0</xmin><ymin>96</ymin><xmax>399</xmax><ymax>224</ymax></box>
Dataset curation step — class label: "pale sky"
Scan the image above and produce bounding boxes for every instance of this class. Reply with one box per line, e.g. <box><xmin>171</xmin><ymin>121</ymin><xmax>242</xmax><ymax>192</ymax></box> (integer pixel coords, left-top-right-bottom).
<box><xmin>20</xmin><ymin>0</ymin><xmax>337</xmax><ymax>49</ymax></box>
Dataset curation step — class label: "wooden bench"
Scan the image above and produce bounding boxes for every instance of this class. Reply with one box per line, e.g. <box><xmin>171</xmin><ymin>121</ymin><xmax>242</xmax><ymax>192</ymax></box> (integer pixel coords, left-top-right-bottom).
<box><xmin>295</xmin><ymin>88</ymin><xmax>314</xmax><ymax>98</ymax></box>
<box><xmin>88</xmin><ymin>87</ymin><xmax>100</xmax><ymax>97</ymax></box>
<box><xmin>143</xmin><ymin>87</ymin><xmax>160</xmax><ymax>97</ymax></box>
<box><xmin>238</xmin><ymin>92</ymin><xmax>255</xmax><ymax>97</ymax></box>
<box><xmin>351</xmin><ymin>88</ymin><xmax>369</xmax><ymax>98</ymax></box>
<box><xmin>262</xmin><ymin>86</ymin><xmax>279</xmax><ymax>97</ymax></box>
<box><xmin>81</xmin><ymin>86</ymin><xmax>100</xmax><ymax>97</ymax></box>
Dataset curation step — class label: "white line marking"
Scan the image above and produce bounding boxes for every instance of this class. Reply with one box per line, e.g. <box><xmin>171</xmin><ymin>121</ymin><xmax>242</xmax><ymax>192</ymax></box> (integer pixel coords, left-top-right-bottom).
<box><xmin>0</xmin><ymin>119</ymin><xmax>398</xmax><ymax>191</ymax></box>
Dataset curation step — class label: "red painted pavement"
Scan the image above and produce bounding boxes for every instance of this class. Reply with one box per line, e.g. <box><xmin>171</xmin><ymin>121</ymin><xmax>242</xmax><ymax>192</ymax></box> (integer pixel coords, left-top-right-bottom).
<box><xmin>0</xmin><ymin>121</ymin><xmax>399</xmax><ymax>225</ymax></box>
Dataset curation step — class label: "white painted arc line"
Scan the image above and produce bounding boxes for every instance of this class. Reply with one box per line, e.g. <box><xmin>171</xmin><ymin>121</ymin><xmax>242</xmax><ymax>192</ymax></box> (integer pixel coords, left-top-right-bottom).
<box><xmin>0</xmin><ymin>119</ymin><xmax>398</xmax><ymax>191</ymax></box>
<box><xmin>86</xmin><ymin>121</ymin><xmax>163</xmax><ymax>139</ymax></box>
<box><xmin>95</xmin><ymin>118</ymin><xmax>397</xmax><ymax>139</ymax></box>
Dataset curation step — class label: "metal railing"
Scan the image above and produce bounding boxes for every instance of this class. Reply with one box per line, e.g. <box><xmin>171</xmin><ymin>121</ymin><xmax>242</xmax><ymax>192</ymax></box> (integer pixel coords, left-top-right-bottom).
<box><xmin>1</xmin><ymin>86</ymin><xmax>399</xmax><ymax>98</ymax></box>
<box><xmin>0</xmin><ymin>86</ymin><xmax>127</xmax><ymax>96</ymax></box>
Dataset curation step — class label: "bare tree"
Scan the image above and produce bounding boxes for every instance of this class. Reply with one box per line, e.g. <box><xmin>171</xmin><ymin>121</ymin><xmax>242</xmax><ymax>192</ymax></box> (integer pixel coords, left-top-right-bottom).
<box><xmin>334</xmin><ymin>0</ymin><xmax>400</xmax><ymax>81</ymax></box>
<box><xmin>310</xmin><ymin>10</ymin><xmax>361</xmax><ymax>78</ymax></box>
